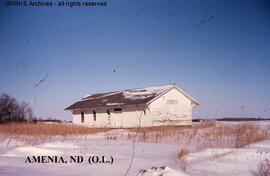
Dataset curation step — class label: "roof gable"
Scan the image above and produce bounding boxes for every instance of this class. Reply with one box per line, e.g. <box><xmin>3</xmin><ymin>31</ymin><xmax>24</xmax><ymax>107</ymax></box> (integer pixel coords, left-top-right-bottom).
<box><xmin>147</xmin><ymin>86</ymin><xmax>200</xmax><ymax>106</ymax></box>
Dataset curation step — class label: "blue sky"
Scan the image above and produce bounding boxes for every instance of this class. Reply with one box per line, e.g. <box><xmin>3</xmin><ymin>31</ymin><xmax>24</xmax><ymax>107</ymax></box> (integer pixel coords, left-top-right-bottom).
<box><xmin>0</xmin><ymin>0</ymin><xmax>270</xmax><ymax>120</ymax></box>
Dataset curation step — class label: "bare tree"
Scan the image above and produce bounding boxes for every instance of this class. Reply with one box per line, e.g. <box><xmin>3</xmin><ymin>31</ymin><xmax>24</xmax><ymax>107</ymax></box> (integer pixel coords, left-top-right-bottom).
<box><xmin>0</xmin><ymin>94</ymin><xmax>18</xmax><ymax>122</ymax></box>
<box><xmin>19</xmin><ymin>101</ymin><xmax>34</xmax><ymax>122</ymax></box>
<box><xmin>0</xmin><ymin>93</ymin><xmax>34</xmax><ymax>123</ymax></box>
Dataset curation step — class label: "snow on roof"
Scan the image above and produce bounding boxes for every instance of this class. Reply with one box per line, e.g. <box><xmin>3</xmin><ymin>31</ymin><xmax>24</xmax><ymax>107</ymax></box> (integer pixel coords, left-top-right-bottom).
<box><xmin>65</xmin><ymin>84</ymin><xmax>198</xmax><ymax>110</ymax></box>
<box><xmin>122</xmin><ymin>84</ymin><xmax>173</xmax><ymax>100</ymax></box>
<box><xmin>106</xmin><ymin>102</ymin><xmax>124</xmax><ymax>106</ymax></box>
<box><xmin>83</xmin><ymin>94</ymin><xmax>91</xmax><ymax>99</ymax></box>
<box><xmin>82</xmin><ymin>91</ymin><xmax>121</xmax><ymax>100</ymax></box>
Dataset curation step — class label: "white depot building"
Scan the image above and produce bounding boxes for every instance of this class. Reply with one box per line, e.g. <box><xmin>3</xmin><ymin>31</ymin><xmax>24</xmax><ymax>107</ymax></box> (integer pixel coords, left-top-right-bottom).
<box><xmin>65</xmin><ymin>84</ymin><xmax>199</xmax><ymax>128</ymax></box>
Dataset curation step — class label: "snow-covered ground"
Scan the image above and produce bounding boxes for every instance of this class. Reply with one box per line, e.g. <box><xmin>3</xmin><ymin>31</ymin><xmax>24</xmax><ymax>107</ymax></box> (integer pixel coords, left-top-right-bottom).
<box><xmin>0</xmin><ymin>137</ymin><xmax>181</xmax><ymax>176</ymax></box>
<box><xmin>186</xmin><ymin>140</ymin><xmax>270</xmax><ymax>176</ymax></box>
<box><xmin>1</xmin><ymin>123</ymin><xmax>270</xmax><ymax>176</ymax></box>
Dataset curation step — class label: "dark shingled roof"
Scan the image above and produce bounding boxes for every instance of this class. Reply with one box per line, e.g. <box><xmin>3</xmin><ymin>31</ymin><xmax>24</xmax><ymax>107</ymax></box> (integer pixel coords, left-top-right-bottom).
<box><xmin>65</xmin><ymin>84</ymin><xmax>199</xmax><ymax>110</ymax></box>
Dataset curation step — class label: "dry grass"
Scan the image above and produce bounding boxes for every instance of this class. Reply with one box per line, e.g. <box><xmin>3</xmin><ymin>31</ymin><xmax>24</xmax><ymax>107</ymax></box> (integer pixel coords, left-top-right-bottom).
<box><xmin>126</xmin><ymin>124</ymin><xmax>201</xmax><ymax>144</ymax></box>
<box><xmin>104</xmin><ymin>122</ymin><xmax>270</xmax><ymax>150</ymax></box>
<box><xmin>203</xmin><ymin>123</ymin><xmax>270</xmax><ymax>149</ymax></box>
<box><xmin>178</xmin><ymin>147</ymin><xmax>190</xmax><ymax>171</ymax></box>
<box><xmin>1</xmin><ymin>121</ymin><xmax>270</xmax><ymax>150</ymax></box>
<box><xmin>0</xmin><ymin>122</ymin><xmax>113</xmax><ymax>145</ymax></box>
<box><xmin>0</xmin><ymin>122</ymin><xmax>111</xmax><ymax>136</ymax></box>
<box><xmin>192</xmin><ymin>121</ymin><xmax>216</xmax><ymax>129</ymax></box>
<box><xmin>251</xmin><ymin>159</ymin><xmax>270</xmax><ymax>176</ymax></box>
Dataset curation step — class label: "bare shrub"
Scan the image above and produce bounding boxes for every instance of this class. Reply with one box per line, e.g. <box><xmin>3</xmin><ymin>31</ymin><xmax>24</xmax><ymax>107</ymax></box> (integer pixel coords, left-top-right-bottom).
<box><xmin>251</xmin><ymin>159</ymin><xmax>270</xmax><ymax>176</ymax></box>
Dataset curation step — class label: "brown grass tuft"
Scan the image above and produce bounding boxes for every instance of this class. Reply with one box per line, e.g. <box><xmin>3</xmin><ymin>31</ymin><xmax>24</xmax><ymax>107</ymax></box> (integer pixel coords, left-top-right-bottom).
<box><xmin>178</xmin><ymin>147</ymin><xmax>190</xmax><ymax>171</ymax></box>
<box><xmin>251</xmin><ymin>159</ymin><xmax>270</xmax><ymax>176</ymax></box>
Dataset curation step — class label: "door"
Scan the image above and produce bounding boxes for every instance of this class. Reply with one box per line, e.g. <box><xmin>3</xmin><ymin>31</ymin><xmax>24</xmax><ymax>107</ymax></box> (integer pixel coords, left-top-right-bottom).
<box><xmin>113</xmin><ymin>108</ymin><xmax>123</xmax><ymax>127</ymax></box>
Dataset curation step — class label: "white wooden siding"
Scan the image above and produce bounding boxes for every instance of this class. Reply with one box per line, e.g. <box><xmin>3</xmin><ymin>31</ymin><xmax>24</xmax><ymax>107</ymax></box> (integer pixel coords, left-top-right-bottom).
<box><xmin>72</xmin><ymin>87</ymin><xmax>195</xmax><ymax>127</ymax></box>
<box><xmin>148</xmin><ymin>88</ymin><xmax>193</xmax><ymax>126</ymax></box>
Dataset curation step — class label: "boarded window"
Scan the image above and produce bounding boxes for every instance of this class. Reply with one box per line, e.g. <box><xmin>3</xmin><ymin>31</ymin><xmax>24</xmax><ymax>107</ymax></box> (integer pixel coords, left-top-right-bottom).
<box><xmin>93</xmin><ymin>111</ymin><xmax>96</xmax><ymax>121</ymax></box>
<box><xmin>107</xmin><ymin>109</ymin><xmax>111</xmax><ymax>122</ymax></box>
<box><xmin>114</xmin><ymin>108</ymin><xmax>122</xmax><ymax>112</ymax></box>
<box><xmin>166</xmin><ymin>100</ymin><xmax>178</xmax><ymax>104</ymax></box>
<box><xmin>81</xmin><ymin>111</ymin><xmax>84</xmax><ymax>123</ymax></box>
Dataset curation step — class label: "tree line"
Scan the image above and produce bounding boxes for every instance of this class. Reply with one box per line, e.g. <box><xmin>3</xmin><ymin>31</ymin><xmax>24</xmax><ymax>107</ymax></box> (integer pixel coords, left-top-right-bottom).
<box><xmin>0</xmin><ymin>93</ymin><xmax>35</xmax><ymax>123</ymax></box>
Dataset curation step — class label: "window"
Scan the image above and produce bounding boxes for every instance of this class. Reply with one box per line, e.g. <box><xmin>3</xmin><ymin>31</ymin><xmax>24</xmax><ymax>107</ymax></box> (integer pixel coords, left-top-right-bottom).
<box><xmin>107</xmin><ymin>109</ymin><xmax>110</xmax><ymax>115</ymax></box>
<box><xmin>81</xmin><ymin>111</ymin><xmax>84</xmax><ymax>123</ymax></box>
<box><xmin>107</xmin><ymin>109</ymin><xmax>111</xmax><ymax>123</ymax></box>
<box><xmin>93</xmin><ymin>111</ymin><xmax>96</xmax><ymax>121</ymax></box>
<box><xmin>166</xmin><ymin>100</ymin><xmax>178</xmax><ymax>104</ymax></box>
<box><xmin>114</xmin><ymin>108</ymin><xmax>122</xmax><ymax>112</ymax></box>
